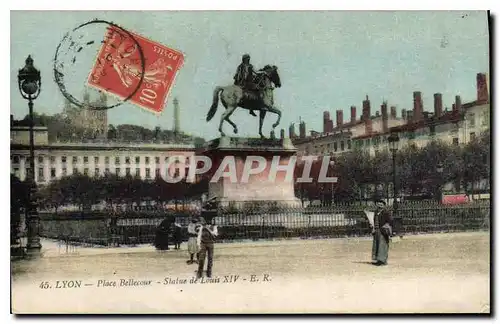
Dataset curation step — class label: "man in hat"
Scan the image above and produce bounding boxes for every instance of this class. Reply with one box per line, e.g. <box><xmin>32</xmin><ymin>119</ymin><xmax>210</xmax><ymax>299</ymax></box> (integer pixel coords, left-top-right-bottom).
<box><xmin>371</xmin><ymin>200</ymin><xmax>394</xmax><ymax>266</ymax></box>
<box><xmin>186</xmin><ymin>217</ymin><xmax>200</xmax><ymax>264</ymax></box>
<box><xmin>196</xmin><ymin>216</ymin><xmax>218</xmax><ymax>278</ymax></box>
<box><xmin>233</xmin><ymin>53</ymin><xmax>257</xmax><ymax>116</ymax></box>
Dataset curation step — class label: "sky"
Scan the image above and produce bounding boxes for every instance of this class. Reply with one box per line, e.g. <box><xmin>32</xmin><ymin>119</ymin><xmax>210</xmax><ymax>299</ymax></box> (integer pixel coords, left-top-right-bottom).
<box><xmin>10</xmin><ymin>11</ymin><xmax>490</xmax><ymax>140</ymax></box>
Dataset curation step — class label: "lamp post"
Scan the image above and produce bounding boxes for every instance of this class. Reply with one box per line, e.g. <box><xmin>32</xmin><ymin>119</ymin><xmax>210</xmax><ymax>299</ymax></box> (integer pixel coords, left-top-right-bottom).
<box><xmin>329</xmin><ymin>160</ymin><xmax>335</xmax><ymax>205</ymax></box>
<box><xmin>18</xmin><ymin>55</ymin><xmax>42</xmax><ymax>255</ymax></box>
<box><xmin>436</xmin><ymin>163</ymin><xmax>444</xmax><ymax>203</ymax></box>
<box><xmin>387</xmin><ymin>132</ymin><xmax>401</xmax><ymax>236</ymax></box>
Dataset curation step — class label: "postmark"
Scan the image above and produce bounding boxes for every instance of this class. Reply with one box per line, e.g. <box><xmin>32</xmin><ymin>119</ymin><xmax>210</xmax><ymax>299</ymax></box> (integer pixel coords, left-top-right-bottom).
<box><xmin>54</xmin><ymin>19</ymin><xmax>146</xmax><ymax>110</ymax></box>
<box><xmin>87</xmin><ymin>25</ymin><xmax>185</xmax><ymax>114</ymax></box>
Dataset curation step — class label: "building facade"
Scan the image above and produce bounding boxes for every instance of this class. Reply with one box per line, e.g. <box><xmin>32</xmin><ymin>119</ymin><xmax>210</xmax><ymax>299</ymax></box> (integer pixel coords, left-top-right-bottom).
<box><xmin>10</xmin><ymin>127</ymin><xmax>196</xmax><ymax>185</ymax></box>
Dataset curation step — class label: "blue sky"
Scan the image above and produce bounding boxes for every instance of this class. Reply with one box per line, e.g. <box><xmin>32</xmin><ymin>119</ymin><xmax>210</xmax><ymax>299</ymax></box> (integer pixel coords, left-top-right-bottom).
<box><xmin>10</xmin><ymin>11</ymin><xmax>489</xmax><ymax>140</ymax></box>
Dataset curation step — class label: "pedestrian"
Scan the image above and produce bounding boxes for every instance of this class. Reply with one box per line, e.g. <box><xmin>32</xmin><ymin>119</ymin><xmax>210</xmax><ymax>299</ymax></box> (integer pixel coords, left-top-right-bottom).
<box><xmin>173</xmin><ymin>220</ymin><xmax>183</xmax><ymax>250</ymax></box>
<box><xmin>186</xmin><ymin>217</ymin><xmax>200</xmax><ymax>264</ymax></box>
<box><xmin>371</xmin><ymin>200</ymin><xmax>393</xmax><ymax>266</ymax></box>
<box><xmin>196</xmin><ymin>216</ymin><xmax>218</xmax><ymax>278</ymax></box>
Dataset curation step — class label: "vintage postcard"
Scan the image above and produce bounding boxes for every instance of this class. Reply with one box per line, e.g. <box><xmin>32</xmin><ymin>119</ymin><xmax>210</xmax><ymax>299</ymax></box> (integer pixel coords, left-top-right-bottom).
<box><xmin>10</xmin><ymin>10</ymin><xmax>491</xmax><ymax>314</ymax></box>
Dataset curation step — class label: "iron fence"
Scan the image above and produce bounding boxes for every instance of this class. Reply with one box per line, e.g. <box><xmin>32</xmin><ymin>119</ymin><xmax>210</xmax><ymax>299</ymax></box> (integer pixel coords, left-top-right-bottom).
<box><xmin>38</xmin><ymin>200</ymin><xmax>490</xmax><ymax>247</ymax></box>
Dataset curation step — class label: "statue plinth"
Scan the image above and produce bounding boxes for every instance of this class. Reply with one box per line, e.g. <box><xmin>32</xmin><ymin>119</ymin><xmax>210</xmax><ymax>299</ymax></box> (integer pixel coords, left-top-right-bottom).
<box><xmin>201</xmin><ymin>136</ymin><xmax>300</xmax><ymax>207</ymax></box>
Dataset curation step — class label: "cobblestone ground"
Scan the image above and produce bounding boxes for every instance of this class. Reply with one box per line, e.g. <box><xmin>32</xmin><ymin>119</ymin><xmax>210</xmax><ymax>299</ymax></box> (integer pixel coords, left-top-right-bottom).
<box><xmin>11</xmin><ymin>232</ymin><xmax>490</xmax><ymax>314</ymax></box>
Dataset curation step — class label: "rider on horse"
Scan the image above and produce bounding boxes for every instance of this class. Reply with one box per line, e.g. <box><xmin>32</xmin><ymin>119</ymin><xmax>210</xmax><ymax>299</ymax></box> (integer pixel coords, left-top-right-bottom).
<box><xmin>234</xmin><ymin>54</ymin><xmax>259</xmax><ymax>116</ymax></box>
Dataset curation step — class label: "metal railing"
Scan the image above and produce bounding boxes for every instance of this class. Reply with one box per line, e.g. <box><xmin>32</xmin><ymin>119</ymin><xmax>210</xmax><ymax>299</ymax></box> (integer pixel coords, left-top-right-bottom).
<box><xmin>36</xmin><ymin>200</ymin><xmax>490</xmax><ymax>247</ymax></box>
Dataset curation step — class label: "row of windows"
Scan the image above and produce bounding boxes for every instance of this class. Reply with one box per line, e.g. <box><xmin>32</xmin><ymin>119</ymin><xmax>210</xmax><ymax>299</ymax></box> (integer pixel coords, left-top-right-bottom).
<box><xmin>313</xmin><ymin>140</ymin><xmax>352</xmax><ymax>153</ymax></box>
<box><xmin>11</xmin><ymin>155</ymin><xmax>188</xmax><ymax>165</ymax></box>
<box><xmin>12</xmin><ymin>167</ymin><xmax>181</xmax><ymax>181</ymax></box>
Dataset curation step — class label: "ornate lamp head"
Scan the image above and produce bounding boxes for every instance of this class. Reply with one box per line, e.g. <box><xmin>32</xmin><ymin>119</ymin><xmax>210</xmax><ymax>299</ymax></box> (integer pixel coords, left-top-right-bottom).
<box><xmin>18</xmin><ymin>55</ymin><xmax>41</xmax><ymax>99</ymax></box>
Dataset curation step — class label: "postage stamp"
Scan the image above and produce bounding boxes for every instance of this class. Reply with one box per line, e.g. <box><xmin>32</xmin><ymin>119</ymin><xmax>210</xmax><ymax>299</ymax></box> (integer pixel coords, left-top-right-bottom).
<box><xmin>87</xmin><ymin>25</ymin><xmax>185</xmax><ymax>114</ymax></box>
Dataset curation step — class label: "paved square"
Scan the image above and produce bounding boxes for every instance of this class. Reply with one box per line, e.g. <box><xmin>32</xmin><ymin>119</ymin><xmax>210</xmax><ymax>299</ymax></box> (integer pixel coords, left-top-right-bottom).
<box><xmin>12</xmin><ymin>231</ymin><xmax>490</xmax><ymax>314</ymax></box>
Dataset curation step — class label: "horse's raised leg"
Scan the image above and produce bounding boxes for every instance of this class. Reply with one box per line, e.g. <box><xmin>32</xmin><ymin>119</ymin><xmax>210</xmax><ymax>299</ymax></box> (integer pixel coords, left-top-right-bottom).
<box><xmin>267</xmin><ymin>106</ymin><xmax>282</xmax><ymax>129</ymax></box>
<box><xmin>259</xmin><ymin>110</ymin><xmax>267</xmax><ymax>139</ymax></box>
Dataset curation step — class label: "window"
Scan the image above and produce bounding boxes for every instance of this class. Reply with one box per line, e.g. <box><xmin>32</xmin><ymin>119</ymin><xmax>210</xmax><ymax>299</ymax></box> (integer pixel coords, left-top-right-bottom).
<box><xmin>470</xmin><ymin>132</ymin><xmax>476</xmax><ymax>140</ymax></box>
<box><xmin>115</xmin><ymin>157</ymin><xmax>120</xmax><ymax>165</ymax></box>
<box><xmin>61</xmin><ymin>156</ymin><xmax>67</xmax><ymax>163</ymax></box>
<box><xmin>481</xmin><ymin>111</ymin><xmax>489</xmax><ymax>126</ymax></box>
<box><xmin>135</xmin><ymin>168</ymin><xmax>140</xmax><ymax>177</ymax></box>
<box><xmin>13</xmin><ymin>168</ymin><xmax>19</xmax><ymax>177</ymax></box>
<box><xmin>95</xmin><ymin>168</ymin><xmax>100</xmax><ymax>176</ymax></box>
<box><xmin>84</xmin><ymin>168</ymin><xmax>89</xmax><ymax>176</ymax></box>
<box><xmin>38</xmin><ymin>156</ymin><xmax>44</xmax><ymax>163</ymax></box>
<box><xmin>73</xmin><ymin>168</ymin><xmax>78</xmax><ymax>175</ymax></box>
<box><xmin>62</xmin><ymin>168</ymin><xmax>67</xmax><ymax>177</ymax></box>
<box><xmin>468</xmin><ymin>113</ymin><xmax>475</xmax><ymax>128</ymax></box>
<box><xmin>38</xmin><ymin>168</ymin><xmax>44</xmax><ymax>180</ymax></box>
<box><xmin>125</xmin><ymin>167</ymin><xmax>131</xmax><ymax>176</ymax></box>
<box><xmin>430</xmin><ymin>124</ymin><xmax>436</xmax><ymax>136</ymax></box>
<box><xmin>145</xmin><ymin>168</ymin><xmax>151</xmax><ymax>179</ymax></box>
<box><xmin>115</xmin><ymin>168</ymin><xmax>120</xmax><ymax>176</ymax></box>
<box><xmin>94</xmin><ymin>156</ymin><xmax>99</xmax><ymax>164</ymax></box>
<box><xmin>105</xmin><ymin>156</ymin><xmax>110</xmax><ymax>164</ymax></box>
<box><xmin>83</xmin><ymin>156</ymin><xmax>89</xmax><ymax>164</ymax></box>
<box><xmin>105</xmin><ymin>168</ymin><xmax>110</xmax><ymax>175</ymax></box>
<box><xmin>155</xmin><ymin>157</ymin><xmax>160</xmax><ymax>164</ymax></box>
<box><xmin>452</xmin><ymin>138</ymin><xmax>459</xmax><ymax>146</ymax></box>
<box><xmin>365</xmin><ymin>139</ymin><xmax>370</xmax><ymax>146</ymax></box>
<box><xmin>135</xmin><ymin>156</ymin><xmax>140</xmax><ymax>164</ymax></box>
<box><xmin>125</xmin><ymin>157</ymin><xmax>130</xmax><ymax>164</ymax></box>
<box><xmin>340</xmin><ymin>141</ymin><xmax>345</xmax><ymax>151</ymax></box>
<box><xmin>50</xmin><ymin>168</ymin><xmax>56</xmax><ymax>179</ymax></box>
<box><xmin>50</xmin><ymin>156</ymin><xmax>56</xmax><ymax>163</ymax></box>
<box><xmin>72</xmin><ymin>156</ymin><xmax>78</xmax><ymax>164</ymax></box>
<box><xmin>145</xmin><ymin>157</ymin><xmax>150</xmax><ymax>164</ymax></box>
<box><xmin>12</xmin><ymin>156</ymin><xmax>20</xmax><ymax>164</ymax></box>
<box><xmin>333</xmin><ymin>142</ymin><xmax>338</xmax><ymax>152</ymax></box>
<box><xmin>174</xmin><ymin>169</ymin><xmax>180</xmax><ymax>178</ymax></box>
<box><xmin>155</xmin><ymin>168</ymin><xmax>160</xmax><ymax>177</ymax></box>
<box><xmin>347</xmin><ymin>140</ymin><xmax>352</xmax><ymax>150</ymax></box>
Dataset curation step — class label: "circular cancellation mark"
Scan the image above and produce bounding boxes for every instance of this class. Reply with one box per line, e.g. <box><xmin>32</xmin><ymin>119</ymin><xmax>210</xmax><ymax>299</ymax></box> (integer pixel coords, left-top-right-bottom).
<box><xmin>53</xmin><ymin>19</ymin><xmax>146</xmax><ymax>111</ymax></box>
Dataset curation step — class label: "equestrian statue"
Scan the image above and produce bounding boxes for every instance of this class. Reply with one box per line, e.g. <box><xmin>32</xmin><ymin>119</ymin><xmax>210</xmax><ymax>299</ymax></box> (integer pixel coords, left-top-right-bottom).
<box><xmin>206</xmin><ymin>54</ymin><xmax>282</xmax><ymax>138</ymax></box>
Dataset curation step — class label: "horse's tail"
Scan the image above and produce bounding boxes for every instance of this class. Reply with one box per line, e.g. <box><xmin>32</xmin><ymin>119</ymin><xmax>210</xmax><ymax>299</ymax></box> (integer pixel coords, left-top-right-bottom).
<box><xmin>206</xmin><ymin>86</ymin><xmax>223</xmax><ymax>122</ymax></box>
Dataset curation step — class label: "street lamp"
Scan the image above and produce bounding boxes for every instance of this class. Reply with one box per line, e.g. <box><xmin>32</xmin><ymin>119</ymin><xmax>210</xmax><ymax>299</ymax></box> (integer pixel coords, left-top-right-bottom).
<box><xmin>329</xmin><ymin>159</ymin><xmax>335</xmax><ymax>205</ymax></box>
<box><xmin>436</xmin><ymin>163</ymin><xmax>444</xmax><ymax>203</ymax></box>
<box><xmin>387</xmin><ymin>132</ymin><xmax>401</xmax><ymax>236</ymax></box>
<box><xmin>18</xmin><ymin>55</ymin><xmax>42</xmax><ymax>255</ymax></box>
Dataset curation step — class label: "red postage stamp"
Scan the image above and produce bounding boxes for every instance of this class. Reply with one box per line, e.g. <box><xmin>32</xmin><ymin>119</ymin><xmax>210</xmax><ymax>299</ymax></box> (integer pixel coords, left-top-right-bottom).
<box><xmin>87</xmin><ymin>26</ymin><xmax>184</xmax><ymax>114</ymax></box>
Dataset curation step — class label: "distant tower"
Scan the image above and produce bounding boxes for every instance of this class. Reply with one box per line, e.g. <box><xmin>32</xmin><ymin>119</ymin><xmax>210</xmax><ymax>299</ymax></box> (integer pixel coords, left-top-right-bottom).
<box><xmin>173</xmin><ymin>97</ymin><xmax>180</xmax><ymax>133</ymax></box>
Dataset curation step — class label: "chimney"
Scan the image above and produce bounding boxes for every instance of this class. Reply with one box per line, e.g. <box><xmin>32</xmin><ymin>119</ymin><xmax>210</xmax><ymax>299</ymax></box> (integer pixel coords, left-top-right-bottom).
<box><xmin>390</xmin><ymin>106</ymin><xmax>397</xmax><ymax>119</ymax></box>
<box><xmin>327</xmin><ymin>120</ymin><xmax>333</xmax><ymax>133</ymax></box>
<box><xmin>350</xmin><ymin>106</ymin><xmax>356</xmax><ymax>123</ymax></box>
<box><xmin>407</xmin><ymin>110</ymin><xmax>414</xmax><ymax>121</ymax></box>
<box><xmin>381</xmin><ymin>102</ymin><xmax>388</xmax><ymax>133</ymax></box>
<box><xmin>299</xmin><ymin>122</ymin><xmax>306</xmax><ymax>139</ymax></box>
<box><xmin>413</xmin><ymin>91</ymin><xmax>423</xmax><ymax>122</ymax></box>
<box><xmin>288</xmin><ymin>123</ymin><xmax>296</xmax><ymax>138</ymax></box>
<box><xmin>323</xmin><ymin>111</ymin><xmax>332</xmax><ymax>133</ymax></box>
<box><xmin>336</xmin><ymin>110</ymin><xmax>343</xmax><ymax>128</ymax></box>
<box><xmin>455</xmin><ymin>95</ymin><xmax>462</xmax><ymax>113</ymax></box>
<box><xmin>477</xmin><ymin>73</ymin><xmax>489</xmax><ymax>103</ymax></box>
<box><xmin>402</xmin><ymin>109</ymin><xmax>407</xmax><ymax>121</ymax></box>
<box><xmin>362</xmin><ymin>95</ymin><xmax>371</xmax><ymax>121</ymax></box>
<box><xmin>433</xmin><ymin>93</ymin><xmax>443</xmax><ymax>118</ymax></box>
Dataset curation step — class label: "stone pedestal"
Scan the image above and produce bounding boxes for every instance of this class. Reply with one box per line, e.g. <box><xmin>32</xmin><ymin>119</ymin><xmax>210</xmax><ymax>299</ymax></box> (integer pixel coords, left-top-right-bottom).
<box><xmin>201</xmin><ymin>137</ymin><xmax>301</xmax><ymax>207</ymax></box>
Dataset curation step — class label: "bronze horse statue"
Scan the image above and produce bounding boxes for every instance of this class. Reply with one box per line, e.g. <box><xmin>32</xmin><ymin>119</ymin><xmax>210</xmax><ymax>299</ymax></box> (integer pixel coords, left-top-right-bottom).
<box><xmin>206</xmin><ymin>65</ymin><xmax>282</xmax><ymax>138</ymax></box>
